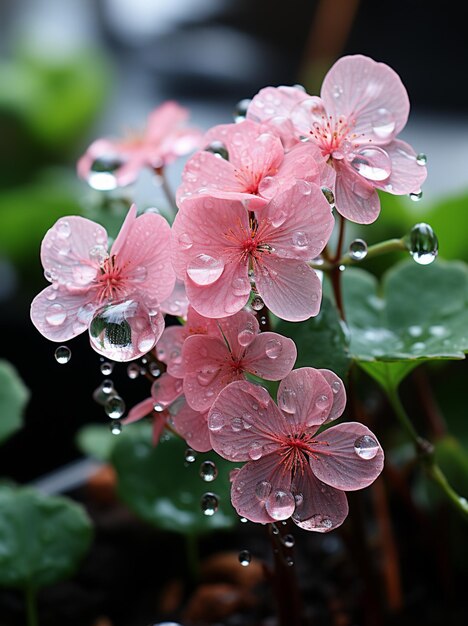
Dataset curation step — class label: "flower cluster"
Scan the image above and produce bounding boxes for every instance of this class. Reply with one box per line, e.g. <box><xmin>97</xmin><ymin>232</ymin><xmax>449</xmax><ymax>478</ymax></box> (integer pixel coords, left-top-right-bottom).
<box><xmin>31</xmin><ymin>54</ymin><xmax>424</xmax><ymax>531</ymax></box>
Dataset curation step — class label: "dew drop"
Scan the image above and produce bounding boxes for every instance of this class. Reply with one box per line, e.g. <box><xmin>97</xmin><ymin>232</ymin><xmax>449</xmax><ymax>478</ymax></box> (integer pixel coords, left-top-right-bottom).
<box><xmin>88</xmin><ymin>155</ymin><xmax>123</xmax><ymax>190</ymax></box>
<box><xmin>201</xmin><ymin>492</ymin><xmax>219</xmax><ymax>516</ymax></box>
<box><xmin>238</xmin><ymin>324</ymin><xmax>256</xmax><ymax>347</ymax></box>
<box><xmin>101</xmin><ymin>379</ymin><xmax>114</xmax><ymax>394</ymax></box>
<box><xmin>127</xmin><ymin>363</ymin><xmax>140</xmax><ymax>379</ymax></box>
<box><xmin>255</xmin><ymin>480</ymin><xmax>272</xmax><ymax>501</ymax></box>
<box><xmin>409</xmin><ymin>190</ymin><xmax>423</xmax><ymax>202</ymax></box>
<box><xmin>265</xmin><ymin>339</ymin><xmax>282</xmax><ymax>359</ymax></box>
<box><xmin>187</xmin><ymin>254</ymin><xmax>224</xmax><ymax>286</ymax></box>
<box><xmin>239</xmin><ymin>517</ymin><xmax>248</xmax><ymax>523</ymax></box>
<box><xmin>234</xmin><ymin>98</ymin><xmax>251</xmax><ymax>123</ymax></box>
<box><xmin>89</xmin><ymin>245</ymin><xmax>108</xmax><ymax>265</ymax></box>
<box><xmin>321</xmin><ymin>186</ymin><xmax>335</xmax><ymax>206</ymax></box>
<box><xmin>196</xmin><ymin>367</ymin><xmax>220</xmax><ymax>387</ymax></box>
<box><xmin>350</xmin><ymin>147</ymin><xmax>391</xmax><ymax>181</ymax></box>
<box><xmin>200</xmin><ymin>460</ymin><xmax>218</xmax><ymax>482</ymax></box>
<box><xmin>348</xmin><ymin>238</ymin><xmax>368</xmax><ymax>261</ymax></box>
<box><xmin>248</xmin><ymin>441</ymin><xmax>263</xmax><ymax>460</ymax></box>
<box><xmin>279</xmin><ymin>388</ymin><xmax>296</xmax><ymax>414</ymax></box>
<box><xmin>404</xmin><ymin>223</ymin><xmax>438</xmax><ymax>265</ymax></box>
<box><xmin>265</xmin><ymin>490</ymin><xmax>296</xmax><ymax>520</ymax></box>
<box><xmin>271</xmin><ymin>211</ymin><xmax>287</xmax><ymax>228</ymax></box>
<box><xmin>232</xmin><ymin>276</ymin><xmax>251</xmax><ymax>297</ymax></box>
<box><xmin>354</xmin><ymin>434</ymin><xmax>379</xmax><ymax>460</ymax></box>
<box><xmin>110</xmin><ymin>420</ymin><xmax>122</xmax><ymax>435</ymax></box>
<box><xmin>371</xmin><ymin>108</ymin><xmax>396</xmax><ymax>139</ymax></box>
<box><xmin>45</xmin><ymin>303</ymin><xmax>67</xmax><ymax>326</ymax></box>
<box><xmin>238</xmin><ymin>549</ymin><xmax>251</xmax><ymax>566</ymax></box>
<box><xmin>315</xmin><ymin>394</ymin><xmax>329</xmax><ymax>409</ymax></box>
<box><xmin>56</xmin><ymin>221</ymin><xmax>71</xmax><ymax>239</ymax></box>
<box><xmin>205</xmin><ymin>141</ymin><xmax>229</xmax><ymax>160</ymax></box>
<box><xmin>250</xmin><ymin>295</ymin><xmax>264</xmax><ymax>311</ymax></box>
<box><xmin>292</xmin><ymin>231</ymin><xmax>309</xmax><ymax>248</ymax></box>
<box><xmin>282</xmin><ymin>533</ymin><xmax>295</xmax><ymax>548</ymax></box>
<box><xmin>54</xmin><ymin>345</ymin><xmax>71</xmax><ymax>364</ymax></box>
<box><xmin>149</xmin><ymin>362</ymin><xmax>161</xmax><ymax>377</ymax></box>
<box><xmin>185</xmin><ymin>448</ymin><xmax>197</xmax><ymax>463</ymax></box>
<box><xmin>105</xmin><ymin>395</ymin><xmax>126</xmax><ymax>419</ymax></box>
<box><xmin>178</xmin><ymin>233</ymin><xmax>193</xmax><ymax>250</ymax></box>
<box><xmin>285</xmin><ymin>556</ymin><xmax>294</xmax><ymax>567</ymax></box>
<box><xmin>331</xmin><ymin>380</ymin><xmax>341</xmax><ymax>394</ymax></box>
<box><xmin>416</xmin><ymin>153</ymin><xmax>427</xmax><ymax>166</ymax></box>
<box><xmin>101</xmin><ymin>361</ymin><xmax>114</xmax><ymax>375</ymax></box>
<box><xmin>208</xmin><ymin>411</ymin><xmax>225</xmax><ymax>431</ymax></box>
<box><xmin>231</xmin><ymin>416</ymin><xmax>244</xmax><ymax>432</ymax></box>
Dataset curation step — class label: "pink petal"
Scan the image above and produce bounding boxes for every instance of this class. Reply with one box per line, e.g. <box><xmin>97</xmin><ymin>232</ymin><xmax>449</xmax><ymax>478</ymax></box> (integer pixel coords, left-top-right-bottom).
<box><xmin>291</xmin><ymin>463</ymin><xmax>349</xmax><ymax>532</ymax></box>
<box><xmin>334</xmin><ymin>161</ymin><xmax>381</xmax><ymax>224</ymax></box>
<box><xmin>123</xmin><ymin>397</ymin><xmax>155</xmax><ymax>424</ymax></box>
<box><xmin>111</xmin><ymin>207</ymin><xmax>175</xmax><ymax>304</ymax></box>
<box><xmin>255</xmin><ymin>256</ymin><xmax>322</xmax><ymax>322</ymax></box>
<box><xmin>318</xmin><ymin>369</ymin><xmax>347</xmax><ymax>422</ymax></box>
<box><xmin>146</xmin><ymin>101</ymin><xmax>189</xmax><ymax>143</ymax></box>
<box><xmin>374</xmin><ymin>139</ymin><xmax>427</xmax><ymax>195</ymax></box>
<box><xmin>261</xmin><ymin>182</ymin><xmax>334</xmax><ymax>260</ymax></box>
<box><xmin>156</xmin><ymin>326</ymin><xmax>185</xmax><ymax>376</ymax></box>
<box><xmin>310</xmin><ymin>422</ymin><xmax>384</xmax><ymax>491</ymax></box>
<box><xmin>217</xmin><ymin>310</ymin><xmax>260</xmax><ymax>361</ymax></box>
<box><xmin>230</xmin><ymin>453</ymin><xmax>294</xmax><ymax>523</ymax></box>
<box><xmin>243</xmin><ymin>332</ymin><xmax>296</xmax><ymax>380</ymax></box>
<box><xmin>40</xmin><ymin>216</ymin><xmax>107</xmax><ymax>288</ymax></box>
<box><xmin>182</xmin><ymin>335</ymin><xmax>237</xmax><ymax>411</ymax></box>
<box><xmin>160</xmin><ymin>279</ymin><xmax>190</xmax><ymax>319</ymax></box>
<box><xmin>321</xmin><ymin>55</ymin><xmax>409</xmax><ymax>142</ymax></box>
<box><xmin>152</xmin><ymin>413</ymin><xmax>167</xmax><ymax>446</ymax></box>
<box><xmin>151</xmin><ymin>372</ymin><xmax>183</xmax><ymax>410</ymax></box>
<box><xmin>276</xmin><ymin>368</ymin><xmax>333</xmax><ymax>431</ymax></box>
<box><xmin>208</xmin><ymin>381</ymin><xmax>284</xmax><ymax>462</ymax></box>
<box><xmin>30</xmin><ymin>286</ymin><xmax>96</xmax><ymax>342</ymax></box>
<box><xmin>247</xmin><ymin>86</ymin><xmax>308</xmax><ymax>127</ymax></box>
<box><xmin>172</xmin><ymin>402</ymin><xmax>211</xmax><ymax>452</ymax></box>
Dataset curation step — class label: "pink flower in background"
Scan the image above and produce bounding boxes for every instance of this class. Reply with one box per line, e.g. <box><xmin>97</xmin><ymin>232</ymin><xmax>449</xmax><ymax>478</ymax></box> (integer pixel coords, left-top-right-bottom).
<box><xmin>160</xmin><ymin>279</ymin><xmax>190</xmax><ymax>319</ymax></box>
<box><xmin>77</xmin><ymin>101</ymin><xmax>202</xmax><ymax>189</ymax></box>
<box><xmin>247</xmin><ymin>55</ymin><xmax>427</xmax><ymax>224</ymax></box>
<box><xmin>177</xmin><ymin>119</ymin><xmax>332</xmax><ymax>209</ymax></box>
<box><xmin>182</xmin><ymin>309</ymin><xmax>297</xmax><ymax>411</ymax></box>
<box><xmin>208</xmin><ymin>368</ymin><xmax>383</xmax><ymax>531</ymax></box>
<box><xmin>171</xmin><ymin>182</ymin><xmax>334</xmax><ymax>321</ymax></box>
<box><xmin>30</xmin><ymin>205</ymin><xmax>175</xmax><ymax>361</ymax></box>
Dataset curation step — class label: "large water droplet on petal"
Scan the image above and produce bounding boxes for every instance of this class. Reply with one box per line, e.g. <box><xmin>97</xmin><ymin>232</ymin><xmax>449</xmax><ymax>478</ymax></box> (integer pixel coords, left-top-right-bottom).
<box><xmin>294</xmin><ymin>513</ymin><xmax>333</xmax><ymax>532</ymax></box>
<box><xmin>232</xmin><ymin>276</ymin><xmax>251</xmax><ymax>297</ymax></box>
<box><xmin>404</xmin><ymin>223</ymin><xmax>438</xmax><ymax>265</ymax></box>
<box><xmin>354</xmin><ymin>434</ymin><xmax>379</xmax><ymax>460</ymax></box>
<box><xmin>89</xmin><ymin>300</ymin><xmax>161</xmax><ymax>361</ymax></box>
<box><xmin>265</xmin><ymin>339</ymin><xmax>283</xmax><ymax>359</ymax></box>
<box><xmin>278</xmin><ymin>388</ymin><xmax>296</xmax><ymax>414</ymax></box>
<box><xmin>54</xmin><ymin>345</ymin><xmax>71</xmax><ymax>364</ymax></box>
<box><xmin>292</xmin><ymin>231</ymin><xmax>309</xmax><ymax>248</ymax></box>
<box><xmin>248</xmin><ymin>441</ymin><xmax>263</xmax><ymax>460</ymax></box>
<box><xmin>45</xmin><ymin>303</ymin><xmax>67</xmax><ymax>326</ymax></box>
<box><xmin>349</xmin><ymin>239</ymin><xmax>368</xmax><ymax>261</ymax></box>
<box><xmin>208</xmin><ymin>411</ymin><xmax>225</xmax><ymax>431</ymax></box>
<box><xmin>196</xmin><ymin>366</ymin><xmax>220</xmax><ymax>387</ymax></box>
<box><xmin>205</xmin><ymin>141</ymin><xmax>229</xmax><ymax>160</ymax></box>
<box><xmin>187</xmin><ymin>254</ymin><xmax>224</xmax><ymax>286</ymax></box>
<box><xmin>255</xmin><ymin>480</ymin><xmax>272</xmax><ymax>501</ymax></box>
<box><xmin>371</xmin><ymin>108</ymin><xmax>396</xmax><ymax>140</ymax></box>
<box><xmin>238</xmin><ymin>321</ymin><xmax>256</xmax><ymax>347</ymax></box>
<box><xmin>178</xmin><ymin>233</ymin><xmax>193</xmax><ymax>250</ymax></box>
<box><xmin>201</xmin><ymin>492</ymin><xmax>219</xmax><ymax>516</ymax></box>
<box><xmin>350</xmin><ymin>147</ymin><xmax>391</xmax><ymax>181</ymax></box>
<box><xmin>265</xmin><ymin>490</ymin><xmax>296</xmax><ymax>520</ymax></box>
<box><xmin>88</xmin><ymin>155</ymin><xmax>124</xmax><ymax>190</ymax></box>
<box><xmin>250</xmin><ymin>295</ymin><xmax>264</xmax><ymax>311</ymax></box>
<box><xmin>200</xmin><ymin>460</ymin><xmax>218</xmax><ymax>482</ymax></box>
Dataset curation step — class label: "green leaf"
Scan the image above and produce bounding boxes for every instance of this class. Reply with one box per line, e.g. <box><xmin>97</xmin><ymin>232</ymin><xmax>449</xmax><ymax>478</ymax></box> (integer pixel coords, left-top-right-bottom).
<box><xmin>0</xmin><ymin>485</ymin><xmax>93</xmax><ymax>590</ymax></box>
<box><xmin>76</xmin><ymin>421</ymin><xmax>152</xmax><ymax>462</ymax></box>
<box><xmin>276</xmin><ymin>296</ymin><xmax>351</xmax><ymax>380</ymax></box>
<box><xmin>112</xmin><ymin>432</ymin><xmax>239</xmax><ymax>536</ymax></box>
<box><xmin>342</xmin><ymin>260</ymin><xmax>468</xmax><ymax>389</ymax></box>
<box><xmin>0</xmin><ymin>360</ymin><xmax>29</xmax><ymax>444</ymax></box>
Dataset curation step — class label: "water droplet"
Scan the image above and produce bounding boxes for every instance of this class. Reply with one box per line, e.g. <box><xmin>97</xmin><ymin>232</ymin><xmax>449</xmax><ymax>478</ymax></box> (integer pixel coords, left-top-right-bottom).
<box><xmin>265</xmin><ymin>490</ymin><xmax>296</xmax><ymax>520</ymax></box>
<box><xmin>178</xmin><ymin>233</ymin><xmax>193</xmax><ymax>250</ymax></box>
<box><xmin>354</xmin><ymin>434</ymin><xmax>379</xmax><ymax>460</ymax></box>
<box><xmin>205</xmin><ymin>141</ymin><xmax>229</xmax><ymax>160</ymax></box>
<box><xmin>282</xmin><ymin>534</ymin><xmax>295</xmax><ymax>548</ymax></box>
<box><xmin>251</xmin><ymin>295</ymin><xmax>264</xmax><ymax>311</ymax></box>
<box><xmin>404</xmin><ymin>223</ymin><xmax>438</xmax><ymax>265</ymax></box>
<box><xmin>350</xmin><ymin>147</ymin><xmax>391</xmax><ymax>181</ymax></box>
<box><xmin>130</xmin><ymin>265</ymin><xmax>147</xmax><ymax>282</ymax></box>
<box><xmin>231</xmin><ymin>416</ymin><xmax>244</xmax><ymax>431</ymax></box>
<box><xmin>127</xmin><ymin>363</ymin><xmax>140</xmax><ymax>379</ymax></box>
<box><xmin>292</xmin><ymin>231</ymin><xmax>309</xmax><ymax>248</ymax></box>
<box><xmin>149</xmin><ymin>362</ymin><xmax>161</xmax><ymax>377</ymax></box>
<box><xmin>279</xmin><ymin>388</ymin><xmax>296</xmax><ymax>413</ymax></box>
<box><xmin>416</xmin><ymin>153</ymin><xmax>427</xmax><ymax>166</ymax></box>
<box><xmin>185</xmin><ymin>448</ymin><xmax>197</xmax><ymax>463</ymax></box>
<box><xmin>153</xmin><ymin>401</ymin><xmax>164</xmax><ymax>413</ymax></box>
<box><xmin>265</xmin><ymin>339</ymin><xmax>282</xmax><ymax>359</ymax></box>
<box><xmin>409</xmin><ymin>190</ymin><xmax>423</xmax><ymax>202</ymax></box>
<box><xmin>208</xmin><ymin>411</ymin><xmax>225</xmax><ymax>431</ymax></box>
<box><xmin>331</xmin><ymin>380</ymin><xmax>341</xmax><ymax>394</ymax></box>
<box><xmin>271</xmin><ymin>523</ymin><xmax>280</xmax><ymax>535</ymax></box>
<box><xmin>88</xmin><ymin>155</ymin><xmax>123</xmax><ymax>190</ymax></box>
<box><xmin>201</xmin><ymin>492</ymin><xmax>219</xmax><ymax>516</ymax></box>
<box><xmin>260</xmin><ymin>315</ymin><xmax>267</xmax><ymax>326</ymax></box>
<box><xmin>105</xmin><ymin>395</ymin><xmax>126</xmax><ymax>419</ymax></box>
<box><xmin>238</xmin><ymin>549</ymin><xmax>251</xmax><ymax>566</ymax></box>
<box><xmin>187</xmin><ymin>254</ymin><xmax>224</xmax><ymax>286</ymax></box>
<box><xmin>315</xmin><ymin>394</ymin><xmax>329</xmax><ymax>410</ymax></box>
<box><xmin>239</xmin><ymin>516</ymin><xmax>248</xmax><ymax>523</ymax></box>
<box><xmin>54</xmin><ymin>345</ymin><xmax>71</xmax><ymax>364</ymax></box>
<box><xmin>232</xmin><ymin>276</ymin><xmax>251</xmax><ymax>297</ymax></box>
<box><xmin>45</xmin><ymin>303</ymin><xmax>67</xmax><ymax>326</ymax></box>
<box><xmin>110</xmin><ymin>420</ymin><xmax>122</xmax><ymax>435</ymax></box>
<box><xmin>234</xmin><ymin>98</ymin><xmax>251</xmax><ymax>123</ymax></box>
<box><xmin>57</xmin><ymin>221</ymin><xmax>71</xmax><ymax>239</ymax></box>
<box><xmin>196</xmin><ymin>366</ymin><xmax>220</xmax><ymax>387</ymax></box>
<box><xmin>285</xmin><ymin>556</ymin><xmax>294</xmax><ymax>567</ymax></box>
<box><xmin>371</xmin><ymin>108</ymin><xmax>395</xmax><ymax>139</ymax></box>
<box><xmin>255</xmin><ymin>480</ymin><xmax>272</xmax><ymax>501</ymax></box>
<box><xmin>101</xmin><ymin>361</ymin><xmax>114</xmax><ymax>375</ymax></box>
<box><xmin>348</xmin><ymin>238</ymin><xmax>368</xmax><ymax>261</ymax></box>
<box><xmin>271</xmin><ymin>211</ymin><xmax>287</xmax><ymax>228</ymax></box>
<box><xmin>238</xmin><ymin>323</ymin><xmax>256</xmax><ymax>347</ymax></box>
<box><xmin>200</xmin><ymin>460</ymin><xmax>218</xmax><ymax>482</ymax></box>
<box><xmin>321</xmin><ymin>186</ymin><xmax>335</xmax><ymax>206</ymax></box>
<box><xmin>101</xmin><ymin>379</ymin><xmax>114</xmax><ymax>394</ymax></box>
<box><xmin>296</xmin><ymin>513</ymin><xmax>333</xmax><ymax>531</ymax></box>
<box><xmin>248</xmin><ymin>441</ymin><xmax>263</xmax><ymax>460</ymax></box>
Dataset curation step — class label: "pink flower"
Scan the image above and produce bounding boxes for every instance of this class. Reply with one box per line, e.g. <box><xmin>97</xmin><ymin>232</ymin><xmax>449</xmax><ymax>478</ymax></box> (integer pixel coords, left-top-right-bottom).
<box><xmin>182</xmin><ymin>309</ymin><xmax>297</xmax><ymax>411</ymax></box>
<box><xmin>30</xmin><ymin>205</ymin><xmax>175</xmax><ymax>361</ymax></box>
<box><xmin>171</xmin><ymin>182</ymin><xmax>334</xmax><ymax>321</ymax></box>
<box><xmin>247</xmin><ymin>56</ymin><xmax>427</xmax><ymax>224</ymax></box>
<box><xmin>208</xmin><ymin>368</ymin><xmax>384</xmax><ymax>531</ymax></box>
<box><xmin>177</xmin><ymin>119</ymin><xmax>332</xmax><ymax>209</ymax></box>
<box><xmin>160</xmin><ymin>279</ymin><xmax>190</xmax><ymax>319</ymax></box>
<box><xmin>77</xmin><ymin>101</ymin><xmax>202</xmax><ymax>189</ymax></box>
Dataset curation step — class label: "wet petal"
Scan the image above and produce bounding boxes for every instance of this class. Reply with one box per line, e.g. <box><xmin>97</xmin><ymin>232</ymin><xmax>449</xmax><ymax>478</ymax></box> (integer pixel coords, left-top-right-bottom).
<box><xmin>156</xmin><ymin>326</ymin><xmax>185</xmax><ymax>377</ymax></box>
<box><xmin>243</xmin><ymin>332</ymin><xmax>296</xmax><ymax>380</ymax></box>
<box><xmin>172</xmin><ymin>402</ymin><xmax>211</xmax><ymax>452</ymax></box>
<box><xmin>334</xmin><ymin>161</ymin><xmax>381</xmax><ymax>224</ymax></box>
<box><xmin>217</xmin><ymin>310</ymin><xmax>260</xmax><ymax>361</ymax></box>
<box><xmin>123</xmin><ymin>397</ymin><xmax>154</xmax><ymax>424</ymax></box>
<box><xmin>276</xmin><ymin>368</ymin><xmax>333</xmax><ymax>431</ymax></box>
<box><xmin>151</xmin><ymin>372</ymin><xmax>184</xmax><ymax>410</ymax></box>
<box><xmin>375</xmin><ymin>139</ymin><xmax>428</xmax><ymax>195</ymax></box>
<box><xmin>318</xmin><ymin>369</ymin><xmax>347</xmax><ymax>422</ymax></box>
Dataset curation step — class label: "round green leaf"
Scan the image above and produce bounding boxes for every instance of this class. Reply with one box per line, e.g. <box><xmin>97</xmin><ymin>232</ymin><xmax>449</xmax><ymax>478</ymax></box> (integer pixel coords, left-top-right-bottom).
<box><xmin>0</xmin><ymin>360</ymin><xmax>29</xmax><ymax>444</ymax></box>
<box><xmin>112</xmin><ymin>431</ymin><xmax>239</xmax><ymax>535</ymax></box>
<box><xmin>0</xmin><ymin>485</ymin><xmax>93</xmax><ymax>590</ymax></box>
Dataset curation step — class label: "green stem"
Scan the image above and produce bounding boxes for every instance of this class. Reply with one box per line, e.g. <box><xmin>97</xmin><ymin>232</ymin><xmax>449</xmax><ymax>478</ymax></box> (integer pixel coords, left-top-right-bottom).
<box><xmin>24</xmin><ymin>585</ymin><xmax>39</xmax><ymax>626</ymax></box>
<box><xmin>339</xmin><ymin>238</ymin><xmax>406</xmax><ymax>267</ymax></box>
<box><xmin>386</xmin><ymin>388</ymin><xmax>468</xmax><ymax>519</ymax></box>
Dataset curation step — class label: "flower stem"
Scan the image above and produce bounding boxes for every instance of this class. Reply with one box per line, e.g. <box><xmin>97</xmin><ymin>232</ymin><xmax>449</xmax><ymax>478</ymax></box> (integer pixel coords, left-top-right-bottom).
<box><xmin>339</xmin><ymin>237</ymin><xmax>406</xmax><ymax>266</ymax></box>
<box><xmin>155</xmin><ymin>167</ymin><xmax>178</xmax><ymax>215</ymax></box>
<box><xmin>386</xmin><ymin>388</ymin><xmax>468</xmax><ymax>519</ymax></box>
<box><xmin>24</xmin><ymin>585</ymin><xmax>38</xmax><ymax>626</ymax></box>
